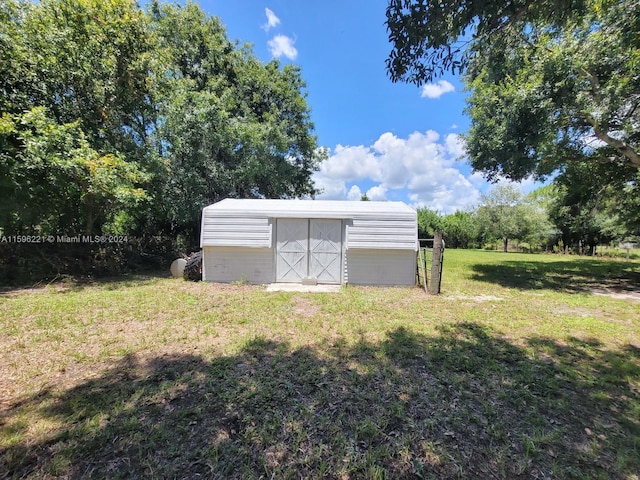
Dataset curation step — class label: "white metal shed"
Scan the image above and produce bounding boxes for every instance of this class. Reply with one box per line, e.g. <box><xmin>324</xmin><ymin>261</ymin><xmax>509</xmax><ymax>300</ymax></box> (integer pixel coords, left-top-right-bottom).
<box><xmin>200</xmin><ymin>199</ymin><xmax>418</xmax><ymax>286</ymax></box>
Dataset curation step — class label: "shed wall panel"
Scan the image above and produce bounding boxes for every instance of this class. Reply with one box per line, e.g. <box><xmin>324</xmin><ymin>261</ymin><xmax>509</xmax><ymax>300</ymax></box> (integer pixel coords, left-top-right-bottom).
<box><xmin>346</xmin><ymin>249</ymin><xmax>416</xmax><ymax>286</ymax></box>
<box><xmin>347</xmin><ymin>218</ymin><xmax>417</xmax><ymax>250</ymax></box>
<box><xmin>202</xmin><ymin>246</ymin><xmax>273</xmax><ymax>284</ymax></box>
<box><xmin>201</xmin><ymin>215</ymin><xmax>271</xmax><ymax>248</ymax></box>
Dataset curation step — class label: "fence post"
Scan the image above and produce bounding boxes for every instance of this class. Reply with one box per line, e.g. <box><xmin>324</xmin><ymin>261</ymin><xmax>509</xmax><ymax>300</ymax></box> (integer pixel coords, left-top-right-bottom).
<box><xmin>429</xmin><ymin>232</ymin><xmax>444</xmax><ymax>294</ymax></box>
<box><xmin>418</xmin><ymin>248</ymin><xmax>428</xmax><ymax>293</ymax></box>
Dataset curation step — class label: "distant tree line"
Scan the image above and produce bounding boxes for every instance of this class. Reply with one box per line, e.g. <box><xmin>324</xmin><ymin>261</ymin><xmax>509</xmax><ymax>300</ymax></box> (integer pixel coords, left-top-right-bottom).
<box><xmin>1</xmin><ymin>0</ymin><xmax>324</xmax><ymax>282</ymax></box>
<box><xmin>419</xmin><ymin>184</ymin><xmax>638</xmax><ymax>255</ymax></box>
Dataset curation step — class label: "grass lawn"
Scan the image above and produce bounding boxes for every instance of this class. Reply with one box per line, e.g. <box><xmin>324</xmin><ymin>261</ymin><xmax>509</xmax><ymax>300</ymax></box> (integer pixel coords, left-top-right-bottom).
<box><xmin>1</xmin><ymin>250</ymin><xmax>639</xmax><ymax>479</ymax></box>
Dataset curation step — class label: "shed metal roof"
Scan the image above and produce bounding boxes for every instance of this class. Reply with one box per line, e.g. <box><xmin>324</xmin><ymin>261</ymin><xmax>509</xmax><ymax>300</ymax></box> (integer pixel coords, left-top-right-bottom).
<box><xmin>202</xmin><ymin>199</ymin><xmax>416</xmax><ymax>219</ymax></box>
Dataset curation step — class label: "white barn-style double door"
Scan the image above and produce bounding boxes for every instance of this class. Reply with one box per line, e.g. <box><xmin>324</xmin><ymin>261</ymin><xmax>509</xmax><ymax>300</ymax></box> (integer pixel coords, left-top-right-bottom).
<box><xmin>275</xmin><ymin>219</ymin><xmax>342</xmax><ymax>284</ymax></box>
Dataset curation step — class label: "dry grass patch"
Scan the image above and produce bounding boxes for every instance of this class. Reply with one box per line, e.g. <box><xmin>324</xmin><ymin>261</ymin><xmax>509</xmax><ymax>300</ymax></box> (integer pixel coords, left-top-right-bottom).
<box><xmin>290</xmin><ymin>296</ymin><xmax>322</xmax><ymax>318</ymax></box>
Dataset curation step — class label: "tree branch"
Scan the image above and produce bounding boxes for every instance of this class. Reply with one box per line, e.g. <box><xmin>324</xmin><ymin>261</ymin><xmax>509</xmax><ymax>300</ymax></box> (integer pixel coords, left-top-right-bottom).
<box><xmin>583</xmin><ymin>69</ymin><xmax>640</xmax><ymax>168</ymax></box>
<box><xmin>592</xmin><ymin>126</ymin><xmax>640</xmax><ymax>168</ymax></box>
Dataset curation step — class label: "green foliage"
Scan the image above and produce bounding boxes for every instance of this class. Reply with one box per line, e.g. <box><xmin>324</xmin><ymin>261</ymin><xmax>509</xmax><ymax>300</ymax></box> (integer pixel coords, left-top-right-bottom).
<box><xmin>418</xmin><ymin>208</ymin><xmax>479</xmax><ymax>248</ymax></box>
<box><xmin>8</xmin><ymin>0</ymin><xmax>156</xmax><ymax>150</ymax></box>
<box><xmin>441</xmin><ymin>211</ymin><xmax>479</xmax><ymax>248</ymax></box>
<box><xmin>0</xmin><ymin>107</ymin><xmax>146</xmax><ymax>235</ymax></box>
<box><xmin>416</xmin><ymin>208</ymin><xmax>443</xmax><ymax>238</ymax></box>
<box><xmin>385</xmin><ymin>0</ymin><xmax>639</xmax><ymax>240</ymax></box>
<box><xmin>0</xmin><ymin>0</ymin><xmax>323</xmax><ymax>271</ymax></box>
<box><xmin>1</xmin><ymin>0</ymin><xmax>161</xmax><ymax>238</ymax></box>
<box><xmin>152</xmin><ymin>4</ymin><xmax>323</xmax><ymax>234</ymax></box>
<box><xmin>418</xmin><ymin>176</ymin><xmax>636</xmax><ymax>254</ymax></box>
<box><xmin>548</xmin><ymin>162</ymin><xmax>639</xmax><ymax>253</ymax></box>
<box><xmin>476</xmin><ymin>185</ymin><xmax>522</xmax><ymax>252</ymax></box>
<box><xmin>476</xmin><ymin>185</ymin><xmax>554</xmax><ymax>252</ymax></box>
<box><xmin>465</xmin><ymin>0</ymin><xmax>640</xmax><ymax>180</ymax></box>
<box><xmin>385</xmin><ymin>0</ymin><xmax>584</xmax><ymax>85</ymax></box>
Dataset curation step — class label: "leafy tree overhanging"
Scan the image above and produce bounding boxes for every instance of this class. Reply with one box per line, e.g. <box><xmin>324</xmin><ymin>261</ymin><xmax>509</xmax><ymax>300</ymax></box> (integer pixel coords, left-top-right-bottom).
<box><xmin>0</xmin><ymin>0</ymin><xmax>324</xmax><ymax>242</ymax></box>
<box><xmin>386</xmin><ymin>0</ymin><xmax>639</xmax><ymax>239</ymax></box>
<box><xmin>386</xmin><ymin>0</ymin><xmax>639</xmax><ymax>179</ymax></box>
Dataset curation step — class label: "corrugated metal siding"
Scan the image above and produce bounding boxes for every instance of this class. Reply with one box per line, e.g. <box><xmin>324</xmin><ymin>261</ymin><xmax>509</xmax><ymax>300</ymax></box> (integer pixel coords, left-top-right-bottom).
<box><xmin>343</xmin><ymin>249</ymin><xmax>349</xmax><ymax>284</ymax></box>
<box><xmin>202</xmin><ymin>246</ymin><xmax>273</xmax><ymax>284</ymax></box>
<box><xmin>347</xmin><ymin>218</ymin><xmax>417</xmax><ymax>250</ymax></box>
<box><xmin>201</xmin><ymin>213</ymin><xmax>271</xmax><ymax>248</ymax></box>
<box><xmin>346</xmin><ymin>249</ymin><xmax>417</xmax><ymax>286</ymax></box>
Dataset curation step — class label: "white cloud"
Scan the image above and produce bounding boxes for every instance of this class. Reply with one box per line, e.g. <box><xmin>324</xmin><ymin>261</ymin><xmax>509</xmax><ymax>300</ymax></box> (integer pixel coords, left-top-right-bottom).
<box><xmin>313</xmin><ymin>175</ymin><xmax>347</xmax><ymax>199</ymax></box>
<box><xmin>313</xmin><ymin>130</ymin><xmax>482</xmax><ymax>213</ymax></box>
<box><xmin>320</xmin><ymin>144</ymin><xmax>380</xmax><ymax>180</ymax></box>
<box><xmin>445</xmin><ymin>133</ymin><xmax>466</xmax><ymax>159</ymax></box>
<box><xmin>347</xmin><ymin>185</ymin><xmax>362</xmax><ymax>201</ymax></box>
<box><xmin>262</xmin><ymin>8</ymin><xmax>280</xmax><ymax>31</ymax></box>
<box><xmin>366</xmin><ymin>185</ymin><xmax>388</xmax><ymax>201</ymax></box>
<box><xmin>267</xmin><ymin>34</ymin><xmax>298</xmax><ymax>60</ymax></box>
<box><xmin>420</xmin><ymin>80</ymin><xmax>455</xmax><ymax>99</ymax></box>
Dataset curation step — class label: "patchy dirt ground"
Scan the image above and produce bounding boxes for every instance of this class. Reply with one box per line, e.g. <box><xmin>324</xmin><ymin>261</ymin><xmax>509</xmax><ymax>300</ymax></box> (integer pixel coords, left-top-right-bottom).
<box><xmin>590</xmin><ymin>286</ymin><xmax>640</xmax><ymax>301</ymax></box>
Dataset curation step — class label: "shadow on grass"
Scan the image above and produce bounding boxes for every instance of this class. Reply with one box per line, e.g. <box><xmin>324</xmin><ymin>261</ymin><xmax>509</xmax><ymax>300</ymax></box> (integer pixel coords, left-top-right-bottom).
<box><xmin>0</xmin><ymin>272</ymin><xmax>171</xmax><ymax>295</ymax></box>
<box><xmin>2</xmin><ymin>324</ymin><xmax>639</xmax><ymax>479</ymax></box>
<box><xmin>470</xmin><ymin>258</ymin><xmax>640</xmax><ymax>293</ymax></box>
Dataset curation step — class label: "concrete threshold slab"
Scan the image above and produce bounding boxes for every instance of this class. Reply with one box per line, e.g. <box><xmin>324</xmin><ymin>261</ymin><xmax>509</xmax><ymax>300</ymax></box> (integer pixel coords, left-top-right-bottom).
<box><xmin>265</xmin><ymin>283</ymin><xmax>342</xmax><ymax>293</ymax></box>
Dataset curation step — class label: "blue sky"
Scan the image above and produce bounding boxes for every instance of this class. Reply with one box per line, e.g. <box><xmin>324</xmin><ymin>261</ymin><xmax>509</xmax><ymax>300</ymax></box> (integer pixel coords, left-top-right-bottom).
<box><xmin>196</xmin><ymin>0</ymin><xmax>534</xmax><ymax>212</ymax></box>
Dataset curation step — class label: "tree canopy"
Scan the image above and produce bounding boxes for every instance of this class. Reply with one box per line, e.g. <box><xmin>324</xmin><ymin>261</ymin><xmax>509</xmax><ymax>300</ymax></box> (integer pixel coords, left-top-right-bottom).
<box><xmin>386</xmin><ymin>0</ymin><xmax>639</xmax><ymax>177</ymax></box>
<box><xmin>464</xmin><ymin>0</ymin><xmax>640</xmax><ymax>181</ymax></box>
<box><xmin>476</xmin><ymin>184</ymin><xmax>554</xmax><ymax>252</ymax></box>
<box><xmin>1</xmin><ymin>0</ymin><xmax>155</xmax><ymax>236</ymax></box>
<box><xmin>385</xmin><ymin>0</ymin><xmax>585</xmax><ymax>85</ymax></box>
<box><xmin>0</xmin><ymin>0</ymin><xmax>323</xmax><ymax>244</ymax></box>
<box><xmin>150</xmin><ymin>2</ymin><xmax>323</xmax><ymax>237</ymax></box>
<box><xmin>386</xmin><ymin>0</ymin><xmax>639</xmax><ymax>240</ymax></box>
<box><xmin>548</xmin><ymin>163</ymin><xmax>639</xmax><ymax>253</ymax></box>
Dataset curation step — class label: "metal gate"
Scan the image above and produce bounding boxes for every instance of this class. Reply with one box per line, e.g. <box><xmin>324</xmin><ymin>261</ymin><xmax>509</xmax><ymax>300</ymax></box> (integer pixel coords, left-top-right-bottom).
<box><xmin>417</xmin><ymin>232</ymin><xmax>445</xmax><ymax>294</ymax></box>
<box><xmin>276</xmin><ymin>219</ymin><xmax>342</xmax><ymax>283</ymax></box>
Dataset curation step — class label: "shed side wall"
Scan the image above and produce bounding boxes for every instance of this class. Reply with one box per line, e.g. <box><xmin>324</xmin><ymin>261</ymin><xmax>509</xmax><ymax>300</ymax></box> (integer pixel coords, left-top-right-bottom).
<box><xmin>347</xmin><ymin>217</ymin><xmax>417</xmax><ymax>250</ymax></box>
<box><xmin>346</xmin><ymin>249</ymin><xmax>416</xmax><ymax>286</ymax></box>
<box><xmin>202</xmin><ymin>246</ymin><xmax>273</xmax><ymax>284</ymax></box>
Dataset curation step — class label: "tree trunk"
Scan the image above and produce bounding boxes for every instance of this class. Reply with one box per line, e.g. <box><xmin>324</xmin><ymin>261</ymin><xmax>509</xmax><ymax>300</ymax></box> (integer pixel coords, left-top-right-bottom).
<box><xmin>503</xmin><ymin>237</ymin><xmax>508</xmax><ymax>252</ymax></box>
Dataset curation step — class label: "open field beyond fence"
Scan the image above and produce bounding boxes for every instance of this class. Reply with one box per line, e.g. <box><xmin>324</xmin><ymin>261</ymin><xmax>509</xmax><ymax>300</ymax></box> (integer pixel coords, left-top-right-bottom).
<box><xmin>1</xmin><ymin>250</ymin><xmax>639</xmax><ymax>479</ymax></box>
